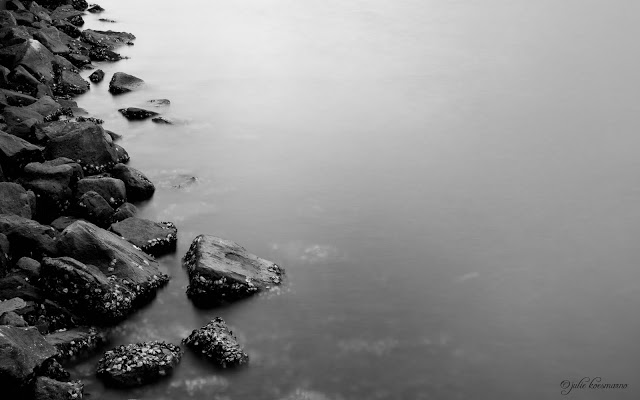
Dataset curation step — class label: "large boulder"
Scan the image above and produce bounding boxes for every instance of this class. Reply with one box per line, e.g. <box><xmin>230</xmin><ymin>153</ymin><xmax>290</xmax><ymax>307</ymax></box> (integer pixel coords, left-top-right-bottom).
<box><xmin>45</xmin><ymin>327</ymin><xmax>108</xmax><ymax>362</ymax></box>
<box><xmin>33</xmin><ymin>27</ymin><xmax>69</xmax><ymax>55</ymax></box>
<box><xmin>96</xmin><ymin>341</ymin><xmax>181</xmax><ymax>387</ymax></box>
<box><xmin>0</xmin><ymin>39</ymin><xmax>57</xmax><ymax>85</ymax></box>
<box><xmin>14</xmin><ymin>257</ymin><xmax>41</xmax><ymax>283</ymax></box>
<box><xmin>76</xmin><ymin>176</ymin><xmax>126</xmax><ymax>207</ymax></box>
<box><xmin>2</xmin><ymin>105</ymin><xmax>45</xmax><ymax>138</ymax></box>
<box><xmin>81</xmin><ymin>29</ymin><xmax>135</xmax><ymax>49</ymax></box>
<box><xmin>182</xmin><ymin>317</ymin><xmax>249</xmax><ymax>368</ymax></box>
<box><xmin>43</xmin><ymin>121</ymin><xmax>119</xmax><ymax>174</ymax></box>
<box><xmin>0</xmin><ymin>130</ymin><xmax>44</xmax><ymax>176</ymax></box>
<box><xmin>0</xmin><ymin>325</ymin><xmax>58</xmax><ymax>394</ymax></box>
<box><xmin>110</xmin><ymin>163</ymin><xmax>154</xmax><ymax>201</ymax></box>
<box><xmin>50</xmin><ymin>5</ymin><xmax>83</xmax><ymax>26</ymax></box>
<box><xmin>75</xmin><ymin>190</ymin><xmax>114</xmax><ymax>228</ymax></box>
<box><xmin>110</xmin><ymin>218</ymin><xmax>177</xmax><ymax>256</ymax></box>
<box><xmin>57</xmin><ymin>220</ymin><xmax>170</xmax><ymax>304</ymax></box>
<box><xmin>0</xmin><ymin>182</ymin><xmax>33</xmax><ymax>218</ymax></box>
<box><xmin>109</xmin><ymin>72</ymin><xmax>143</xmax><ymax>94</ymax></box>
<box><xmin>41</xmin><ymin>256</ymin><xmax>138</xmax><ymax>323</ymax></box>
<box><xmin>184</xmin><ymin>235</ymin><xmax>284</xmax><ymax>305</ymax></box>
<box><xmin>33</xmin><ymin>377</ymin><xmax>84</xmax><ymax>400</ymax></box>
<box><xmin>53</xmin><ymin>69</ymin><xmax>89</xmax><ymax>96</ymax></box>
<box><xmin>0</xmin><ymin>214</ymin><xmax>57</xmax><ymax>259</ymax></box>
<box><xmin>7</xmin><ymin>65</ymin><xmax>41</xmax><ymax>95</ymax></box>
<box><xmin>0</xmin><ymin>89</ymin><xmax>37</xmax><ymax>107</ymax></box>
<box><xmin>0</xmin><ymin>10</ymin><xmax>18</xmax><ymax>27</ymax></box>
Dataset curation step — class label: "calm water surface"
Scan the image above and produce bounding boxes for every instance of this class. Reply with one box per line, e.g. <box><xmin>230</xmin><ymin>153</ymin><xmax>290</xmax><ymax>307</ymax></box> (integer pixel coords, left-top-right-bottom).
<box><xmin>71</xmin><ymin>1</ymin><xmax>640</xmax><ymax>399</ymax></box>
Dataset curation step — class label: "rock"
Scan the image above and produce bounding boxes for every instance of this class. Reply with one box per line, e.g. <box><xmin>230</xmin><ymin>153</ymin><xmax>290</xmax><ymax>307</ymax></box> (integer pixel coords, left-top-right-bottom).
<box><xmin>24</xmin><ymin>96</ymin><xmax>63</xmax><ymax>119</ymax></box>
<box><xmin>96</xmin><ymin>341</ymin><xmax>181</xmax><ymax>387</ymax></box>
<box><xmin>0</xmin><ymin>39</ymin><xmax>57</xmax><ymax>85</ymax></box>
<box><xmin>14</xmin><ymin>257</ymin><xmax>41</xmax><ymax>283</ymax></box>
<box><xmin>41</xmin><ymin>256</ymin><xmax>138</xmax><ymax>323</ymax></box>
<box><xmin>33</xmin><ymin>377</ymin><xmax>83</xmax><ymax>400</ymax></box>
<box><xmin>20</xmin><ymin>159</ymin><xmax>83</xmax><ymax>221</ymax></box>
<box><xmin>114</xmin><ymin>143</ymin><xmax>129</xmax><ymax>164</ymax></box>
<box><xmin>38</xmin><ymin>358</ymin><xmax>70</xmax><ymax>382</ymax></box>
<box><xmin>118</xmin><ymin>107</ymin><xmax>159</xmax><ymax>121</ymax></box>
<box><xmin>5</xmin><ymin>0</ymin><xmax>26</xmax><ymax>11</ymax></box>
<box><xmin>99</xmin><ymin>18</ymin><xmax>116</xmax><ymax>23</ymax></box>
<box><xmin>45</xmin><ymin>327</ymin><xmax>108</xmax><ymax>362</ymax></box>
<box><xmin>109</xmin><ymin>72</ymin><xmax>143</xmax><ymax>94</ymax></box>
<box><xmin>0</xmin><ymin>325</ymin><xmax>57</xmax><ymax>394</ymax></box>
<box><xmin>0</xmin><ymin>130</ymin><xmax>44</xmax><ymax>176</ymax></box>
<box><xmin>49</xmin><ymin>216</ymin><xmax>80</xmax><ymax>231</ymax></box>
<box><xmin>34</xmin><ymin>27</ymin><xmax>69</xmax><ymax>55</ymax></box>
<box><xmin>77</xmin><ymin>176</ymin><xmax>126</xmax><ymax>207</ymax></box>
<box><xmin>112</xmin><ymin>202</ymin><xmax>136</xmax><ymax>222</ymax></box>
<box><xmin>0</xmin><ymin>182</ymin><xmax>33</xmax><ymax>218</ymax></box>
<box><xmin>0</xmin><ymin>10</ymin><xmax>18</xmax><ymax>27</ymax></box>
<box><xmin>88</xmin><ymin>69</ymin><xmax>104</xmax><ymax>83</ymax></box>
<box><xmin>109</xmin><ymin>163</ymin><xmax>154</xmax><ymax>201</ymax></box>
<box><xmin>0</xmin><ymin>297</ymin><xmax>28</xmax><ymax>315</ymax></box>
<box><xmin>71</xmin><ymin>0</ymin><xmax>88</xmax><ymax>10</ymax></box>
<box><xmin>110</xmin><ymin>218</ymin><xmax>177</xmax><ymax>256</ymax></box>
<box><xmin>151</xmin><ymin>116</ymin><xmax>172</xmax><ymax>124</ymax></box>
<box><xmin>2</xmin><ymin>105</ymin><xmax>44</xmax><ymax>139</ymax></box>
<box><xmin>81</xmin><ymin>29</ymin><xmax>135</xmax><ymax>49</ymax></box>
<box><xmin>0</xmin><ymin>88</ymin><xmax>37</xmax><ymax>107</ymax></box>
<box><xmin>10</xmin><ymin>9</ymin><xmax>36</xmax><ymax>26</ymax></box>
<box><xmin>0</xmin><ymin>310</ymin><xmax>28</xmax><ymax>326</ymax></box>
<box><xmin>88</xmin><ymin>46</ymin><xmax>123</xmax><ymax>62</ymax></box>
<box><xmin>148</xmin><ymin>99</ymin><xmax>170</xmax><ymax>106</ymax></box>
<box><xmin>28</xmin><ymin>3</ymin><xmax>53</xmax><ymax>24</ymax></box>
<box><xmin>64</xmin><ymin>53</ymin><xmax>90</xmax><ymax>68</ymax></box>
<box><xmin>50</xmin><ymin>5</ymin><xmax>83</xmax><ymax>24</ymax></box>
<box><xmin>87</xmin><ymin>4</ymin><xmax>104</xmax><ymax>13</ymax></box>
<box><xmin>0</xmin><ymin>233</ymin><xmax>9</xmax><ymax>278</ymax></box>
<box><xmin>184</xmin><ymin>235</ymin><xmax>284</xmax><ymax>305</ymax></box>
<box><xmin>57</xmin><ymin>220</ymin><xmax>170</xmax><ymax>305</ymax></box>
<box><xmin>43</xmin><ymin>121</ymin><xmax>119</xmax><ymax>174</ymax></box>
<box><xmin>75</xmin><ymin>190</ymin><xmax>114</xmax><ymax>227</ymax></box>
<box><xmin>53</xmin><ymin>69</ymin><xmax>89</xmax><ymax>96</ymax></box>
<box><xmin>52</xmin><ymin>19</ymin><xmax>80</xmax><ymax>39</ymax></box>
<box><xmin>7</xmin><ymin>65</ymin><xmax>41</xmax><ymax>95</ymax></box>
<box><xmin>182</xmin><ymin>317</ymin><xmax>248</xmax><ymax>368</ymax></box>
<box><xmin>0</xmin><ymin>214</ymin><xmax>58</xmax><ymax>259</ymax></box>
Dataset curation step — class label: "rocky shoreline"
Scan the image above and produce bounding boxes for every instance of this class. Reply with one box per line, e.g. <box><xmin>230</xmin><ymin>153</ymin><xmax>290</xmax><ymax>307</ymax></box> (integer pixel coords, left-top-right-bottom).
<box><xmin>0</xmin><ymin>1</ymin><xmax>285</xmax><ymax>398</ymax></box>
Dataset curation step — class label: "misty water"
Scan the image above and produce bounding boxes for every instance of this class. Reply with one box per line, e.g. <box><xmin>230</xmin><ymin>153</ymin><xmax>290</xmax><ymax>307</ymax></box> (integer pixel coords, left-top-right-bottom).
<box><xmin>70</xmin><ymin>1</ymin><xmax>640</xmax><ymax>399</ymax></box>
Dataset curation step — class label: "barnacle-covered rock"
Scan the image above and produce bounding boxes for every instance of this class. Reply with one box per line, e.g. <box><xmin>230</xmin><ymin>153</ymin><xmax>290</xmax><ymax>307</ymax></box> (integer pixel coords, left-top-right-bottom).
<box><xmin>81</xmin><ymin>29</ymin><xmax>135</xmax><ymax>49</ymax></box>
<box><xmin>112</xmin><ymin>202</ymin><xmax>137</xmax><ymax>222</ymax></box>
<box><xmin>182</xmin><ymin>317</ymin><xmax>248</xmax><ymax>368</ymax></box>
<box><xmin>45</xmin><ymin>327</ymin><xmax>108</xmax><ymax>362</ymax></box>
<box><xmin>96</xmin><ymin>341</ymin><xmax>181</xmax><ymax>387</ymax></box>
<box><xmin>88</xmin><ymin>69</ymin><xmax>104</xmax><ymax>83</ymax></box>
<box><xmin>33</xmin><ymin>376</ymin><xmax>83</xmax><ymax>400</ymax></box>
<box><xmin>118</xmin><ymin>107</ymin><xmax>158</xmax><ymax>121</ymax></box>
<box><xmin>110</xmin><ymin>218</ymin><xmax>176</xmax><ymax>256</ymax></box>
<box><xmin>56</xmin><ymin>220</ymin><xmax>169</xmax><ymax>305</ymax></box>
<box><xmin>184</xmin><ymin>235</ymin><xmax>284</xmax><ymax>305</ymax></box>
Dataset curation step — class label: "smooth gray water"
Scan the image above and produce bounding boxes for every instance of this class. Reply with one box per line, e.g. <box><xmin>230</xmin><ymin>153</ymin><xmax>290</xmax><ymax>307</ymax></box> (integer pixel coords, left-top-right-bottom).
<box><xmin>72</xmin><ymin>1</ymin><xmax>640</xmax><ymax>399</ymax></box>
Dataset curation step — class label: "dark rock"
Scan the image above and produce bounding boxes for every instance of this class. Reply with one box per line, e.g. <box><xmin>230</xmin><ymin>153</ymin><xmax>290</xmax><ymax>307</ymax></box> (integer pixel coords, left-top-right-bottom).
<box><xmin>88</xmin><ymin>69</ymin><xmax>104</xmax><ymax>83</ymax></box>
<box><xmin>8</xmin><ymin>65</ymin><xmax>40</xmax><ymax>94</ymax></box>
<box><xmin>52</xmin><ymin>20</ymin><xmax>80</xmax><ymax>38</ymax></box>
<box><xmin>0</xmin><ymin>325</ymin><xmax>57</xmax><ymax>393</ymax></box>
<box><xmin>71</xmin><ymin>0</ymin><xmax>88</xmax><ymax>10</ymax></box>
<box><xmin>0</xmin><ymin>39</ymin><xmax>57</xmax><ymax>85</ymax></box>
<box><xmin>53</xmin><ymin>69</ymin><xmax>89</xmax><ymax>96</ymax></box>
<box><xmin>87</xmin><ymin>4</ymin><xmax>104</xmax><ymax>13</ymax></box>
<box><xmin>34</xmin><ymin>27</ymin><xmax>69</xmax><ymax>55</ymax></box>
<box><xmin>98</xmin><ymin>18</ymin><xmax>116</xmax><ymax>23</ymax></box>
<box><xmin>6</xmin><ymin>0</ymin><xmax>27</xmax><ymax>11</ymax></box>
<box><xmin>114</xmin><ymin>143</ymin><xmax>129</xmax><ymax>164</ymax></box>
<box><xmin>77</xmin><ymin>176</ymin><xmax>126</xmax><ymax>207</ymax></box>
<box><xmin>50</xmin><ymin>5</ymin><xmax>83</xmax><ymax>24</ymax></box>
<box><xmin>0</xmin><ymin>214</ymin><xmax>58</xmax><ymax>259</ymax></box>
<box><xmin>64</xmin><ymin>53</ymin><xmax>90</xmax><ymax>68</ymax></box>
<box><xmin>24</xmin><ymin>95</ymin><xmax>63</xmax><ymax>119</ymax></box>
<box><xmin>0</xmin><ymin>130</ymin><xmax>44</xmax><ymax>176</ymax></box>
<box><xmin>119</xmin><ymin>107</ymin><xmax>158</xmax><ymax>121</ymax></box>
<box><xmin>151</xmin><ymin>116</ymin><xmax>172</xmax><ymax>124</ymax></box>
<box><xmin>0</xmin><ymin>233</ymin><xmax>9</xmax><ymax>277</ymax></box>
<box><xmin>10</xmin><ymin>9</ymin><xmax>36</xmax><ymax>26</ymax></box>
<box><xmin>112</xmin><ymin>202</ymin><xmax>136</xmax><ymax>222</ymax></box>
<box><xmin>110</xmin><ymin>163</ymin><xmax>154</xmax><ymax>201</ymax></box>
<box><xmin>15</xmin><ymin>257</ymin><xmax>41</xmax><ymax>283</ymax></box>
<box><xmin>33</xmin><ymin>376</ymin><xmax>83</xmax><ymax>400</ymax></box>
<box><xmin>0</xmin><ymin>26</ymin><xmax>33</xmax><ymax>48</ymax></box>
<box><xmin>0</xmin><ymin>310</ymin><xmax>28</xmax><ymax>326</ymax></box>
<box><xmin>0</xmin><ymin>10</ymin><xmax>18</xmax><ymax>27</ymax></box>
<box><xmin>75</xmin><ymin>190</ymin><xmax>114</xmax><ymax>227</ymax></box>
<box><xmin>28</xmin><ymin>3</ymin><xmax>53</xmax><ymax>24</ymax></box>
<box><xmin>110</xmin><ymin>218</ymin><xmax>176</xmax><ymax>256</ymax></box>
<box><xmin>184</xmin><ymin>235</ymin><xmax>284</xmax><ymax>305</ymax></box>
<box><xmin>41</xmin><ymin>256</ymin><xmax>139</xmax><ymax>323</ymax></box>
<box><xmin>43</xmin><ymin>121</ymin><xmax>119</xmax><ymax>174</ymax></box>
<box><xmin>0</xmin><ymin>66</ymin><xmax>12</xmax><ymax>89</ymax></box>
<box><xmin>56</xmin><ymin>220</ymin><xmax>170</xmax><ymax>304</ymax></box>
<box><xmin>88</xmin><ymin>46</ymin><xmax>123</xmax><ymax>62</ymax></box>
<box><xmin>183</xmin><ymin>317</ymin><xmax>249</xmax><ymax>368</ymax></box>
<box><xmin>0</xmin><ymin>89</ymin><xmax>37</xmax><ymax>107</ymax></box>
<box><xmin>148</xmin><ymin>99</ymin><xmax>170</xmax><ymax>106</ymax></box>
<box><xmin>38</xmin><ymin>358</ymin><xmax>70</xmax><ymax>382</ymax></box>
<box><xmin>82</xmin><ymin>29</ymin><xmax>135</xmax><ymax>49</ymax></box>
<box><xmin>49</xmin><ymin>216</ymin><xmax>80</xmax><ymax>231</ymax></box>
<box><xmin>109</xmin><ymin>72</ymin><xmax>143</xmax><ymax>94</ymax></box>
<box><xmin>45</xmin><ymin>327</ymin><xmax>108</xmax><ymax>362</ymax></box>
<box><xmin>2</xmin><ymin>104</ymin><xmax>43</xmax><ymax>138</ymax></box>
<box><xmin>97</xmin><ymin>341</ymin><xmax>181</xmax><ymax>387</ymax></box>
<box><xmin>0</xmin><ymin>182</ymin><xmax>33</xmax><ymax>218</ymax></box>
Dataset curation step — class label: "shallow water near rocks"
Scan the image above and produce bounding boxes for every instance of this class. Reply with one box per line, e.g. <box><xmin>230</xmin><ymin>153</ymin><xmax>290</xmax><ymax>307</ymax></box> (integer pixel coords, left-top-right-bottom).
<box><xmin>71</xmin><ymin>1</ymin><xmax>640</xmax><ymax>399</ymax></box>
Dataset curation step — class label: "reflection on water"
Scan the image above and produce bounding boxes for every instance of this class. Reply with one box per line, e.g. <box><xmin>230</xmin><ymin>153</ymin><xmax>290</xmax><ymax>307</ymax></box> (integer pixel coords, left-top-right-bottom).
<box><xmin>70</xmin><ymin>0</ymin><xmax>640</xmax><ymax>398</ymax></box>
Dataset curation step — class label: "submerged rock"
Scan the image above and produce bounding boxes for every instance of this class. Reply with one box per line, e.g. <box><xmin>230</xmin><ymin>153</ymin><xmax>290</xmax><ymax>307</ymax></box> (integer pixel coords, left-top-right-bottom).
<box><xmin>108</xmin><ymin>72</ymin><xmax>143</xmax><ymax>94</ymax></box>
<box><xmin>151</xmin><ymin>116</ymin><xmax>172</xmax><ymax>124</ymax></box>
<box><xmin>118</xmin><ymin>107</ymin><xmax>158</xmax><ymax>121</ymax></box>
<box><xmin>182</xmin><ymin>317</ymin><xmax>248</xmax><ymax>368</ymax></box>
<box><xmin>184</xmin><ymin>235</ymin><xmax>284</xmax><ymax>305</ymax></box>
<box><xmin>110</xmin><ymin>218</ymin><xmax>177</xmax><ymax>256</ymax></box>
<box><xmin>87</xmin><ymin>4</ymin><xmax>105</xmax><ymax>13</ymax></box>
<box><xmin>96</xmin><ymin>341</ymin><xmax>182</xmax><ymax>387</ymax></box>
<box><xmin>33</xmin><ymin>376</ymin><xmax>84</xmax><ymax>400</ymax></box>
<box><xmin>45</xmin><ymin>326</ymin><xmax>108</xmax><ymax>362</ymax></box>
<box><xmin>89</xmin><ymin>69</ymin><xmax>104</xmax><ymax>83</ymax></box>
<box><xmin>110</xmin><ymin>163</ymin><xmax>154</xmax><ymax>201</ymax></box>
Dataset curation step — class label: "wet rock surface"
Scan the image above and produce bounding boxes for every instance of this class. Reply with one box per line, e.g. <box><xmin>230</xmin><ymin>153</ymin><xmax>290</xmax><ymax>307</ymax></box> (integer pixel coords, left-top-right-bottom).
<box><xmin>109</xmin><ymin>72</ymin><xmax>143</xmax><ymax>94</ymax></box>
<box><xmin>88</xmin><ymin>68</ymin><xmax>104</xmax><ymax>82</ymax></box>
<box><xmin>110</xmin><ymin>163</ymin><xmax>154</xmax><ymax>201</ymax></box>
<box><xmin>96</xmin><ymin>341</ymin><xmax>182</xmax><ymax>387</ymax></box>
<box><xmin>184</xmin><ymin>235</ymin><xmax>284</xmax><ymax>305</ymax></box>
<box><xmin>0</xmin><ymin>181</ymin><xmax>33</xmax><ymax>218</ymax></box>
<box><xmin>110</xmin><ymin>218</ymin><xmax>177</xmax><ymax>256</ymax></box>
<box><xmin>33</xmin><ymin>376</ymin><xmax>84</xmax><ymax>400</ymax></box>
<box><xmin>0</xmin><ymin>214</ymin><xmax>58</xmax><ymax>259</ymax></box>
<box><xmin>75</xmin><ymin>190</ymin><xmax>114</xmax><ymax>227</ymax></box>
<box><xmin>118</xmin><ymin>107</ymin><xmax>158</xmax><ymax>120</ymax></box>
<box><xmin>183</xmin><ymin>317</ymin><xmax>249</xmax><ymax>368</ymax></box>
<box><xmin>76</xmin><ymin>176</ymin><xmax>126</xmax><ymax>207</ymax></box>
<box><xmin>45</xmin><ymin>326</ymin><xmax>108</xmax><ymax>362</ymax></box>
